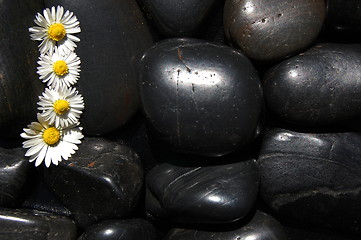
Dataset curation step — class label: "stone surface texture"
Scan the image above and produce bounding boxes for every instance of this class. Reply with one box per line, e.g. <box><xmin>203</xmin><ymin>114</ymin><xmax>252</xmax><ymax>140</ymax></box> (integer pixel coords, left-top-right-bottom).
<box><xmin>146</xmin><ymin>160</ymin><xmax>259</xmax><ymax>224</ymax></box>
<box><xmin>139</xmin><ymin>38</ymin><xmax>263</xmax><ymax>156</ymax></box>
<box><xmin>224</xmin><ymin>0</ymin><xmax>325</xmax><ymax>61</ymax></box>
<box><xmin>258</xmin><ymin>128</ymin><xmax>361</xmax><ymax>234</ymax></box>
<box><xmin>42</xmin><ymin>138</ymin><xmax>144</xmax><ymax>229</ymax></box>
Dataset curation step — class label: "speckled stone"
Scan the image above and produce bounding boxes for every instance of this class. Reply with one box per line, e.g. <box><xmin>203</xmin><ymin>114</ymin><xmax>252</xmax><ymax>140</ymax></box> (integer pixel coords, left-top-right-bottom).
<box><xmin>224</xmin><ymin>0</ymin><xmax>325</xmax><ymax>62</ymax></box>
<box><xmin>139</xmin><ymin>38</ymin><xmax>263</xmax><ymax>156</ymax></box>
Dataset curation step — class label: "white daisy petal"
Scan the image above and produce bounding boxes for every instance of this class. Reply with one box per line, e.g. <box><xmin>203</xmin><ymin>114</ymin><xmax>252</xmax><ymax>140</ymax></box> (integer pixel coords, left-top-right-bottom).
<box><xmin>35</xmin><ymin>144</ymin><xmax>48</xmax><ymax>167</ymax></box>
<box><xmin>37</xmin><ymin>86</ymin><xmax>84</xmax><ymax>128</ymax></box>
<box><xmin>37</xmin><ymin>47</ymin><xmax>80</xmax><ymax>90</ymax></box>
<box><xmin>29</xmin><ymin>6</ymin><xmax>81</xmax><ymax>55</ymax></box>
<box><xmin>25</xmin><ymin>140</ymin><xmax>45</xmax><ymax>156</ymax></box>
<box><xmin>20</xmin><ymin>113</ymin><xmax>84</xmax><ymax>168</ymax></box>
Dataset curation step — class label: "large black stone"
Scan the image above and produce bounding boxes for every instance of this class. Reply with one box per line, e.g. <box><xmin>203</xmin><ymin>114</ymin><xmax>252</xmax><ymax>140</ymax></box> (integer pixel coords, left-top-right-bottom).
<box><xmin>138</xmin><ymin>0</ymin><xmax>222</xmax><ymax>37</ymax></box>
<box><xmin>0</xmin><ymin>146</ymin><xmax>31</xmax><ymax>207</ymax></box>
<box><xmin>258</xmin><ymin>128</ymin><xmax>361</xmax><ymax>234</ymax></box>
<box><xmin>145</xmin><ymin>160</ymin><xmax>259</xmax><ymax>224</ymax></box>
<box><xmin>0</xmin><ymin>208</ymin><xmax>77</xmax><ymax>240</ymax></box>
<box><xmin>78</xmin><ymin>218</ymin><xmax>157</xmax><ymax>240</ymax></box>
<box><xmin>44</xmin><ymin>0</ymin><xmax>154</xmax><ymax>135</ymax></box>
<box><xmin>163</xmin><ymin>211</ymin><xmax>286</xmax><ymax>240</ymax></box>
<box><xmin>42</xmin><ymin>137</ymin><xmax>144</xmax><ymax>229</ymax></box>
<box><xmin>0</xmin><ymin>0</ymin><xmax>44</xmax><ymax>138</ymax></box>
<box><xmin>263</xmin><ymin>43</ymin><xmax>361</xmax><ymax>126</ymax></box>
<box><xmin>224</xmin><ymin>0</ymin><xmax>325</xmax><ymax>62</ymax></box>
<box><xmin>139</xmin><ymin>38</ymin><xmax>263</xmax><ymax>156</ymax></box>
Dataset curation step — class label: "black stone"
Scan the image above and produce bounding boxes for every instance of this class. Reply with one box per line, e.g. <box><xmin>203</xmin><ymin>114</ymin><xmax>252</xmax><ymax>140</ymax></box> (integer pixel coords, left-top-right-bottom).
<box><xmin>285</xmin><ymin>226</ymin><xmax>360</xmax><ymax>240</ymax></box>
<box><xmin>139</xmin><ymin>38</ymin><xmax>263</xmax><ymax>157</ymax></box>
<box><xmin>0</xmin><ymin>146</ymin><xmax>31</xmax><ymax>207</ymax></box>
<box><xmin>44</xmin><ymin>0</ymin><xmax>154</xmax><ymax>136</ymax></box>
<box><xmin>264</xmin><ymin>43</ymin><xmax>361</xmax><ymax>126</ymax></box>
<box><xmin>78</xmin><ymin>218</ymin><xmax>157</xmax><ymax>240</ymax></box>
<box><xmin>0</xmin><ymin>208</ymin><xmax>77</xmax><ymax>240</ymax></box>
<box><xmin>138</xmin><ymin>0</ymin><xmax>222</xmax><ymax>37</ymax></box>
<box><xmin>0</xmin><ymin>0</ymin><xmax>44</xmax><ymax>138</ymax></box>
<box><xmin>42</xmin><ymin>137</ymin><xmax>144</xmax><ymax>229</ymax></box>
<box><xmin>163</xmin><ymin>211</ymin><xmax>286</xmax><ymax>240</ymax></box>
<box><xmin>326</xmin><ymin>0</ymin><xmax>361</xmax><ymax>42</ymax></box>
<box><xmin>258</xmin><ymin>128</ymin><xmax>361</xmax><ymax>234</ymax></box>
<box><xmin>145</xmin><ymin>160</ymin><xmax>259</xmax><ymax>224</ymax></box>
<box><xmin>224</xmin><ymin>0</ymin><xmax>325</xmax><ymax>62</ymax></box>
<box><xmin>104</xmin><ymin>112</ymin><xmax>159</xmax><ymax>173</ymax></box>
<box><xmin>21</xmin><ymin>171</ymin><xmax>71</xmax><ymax>217</ymax></box>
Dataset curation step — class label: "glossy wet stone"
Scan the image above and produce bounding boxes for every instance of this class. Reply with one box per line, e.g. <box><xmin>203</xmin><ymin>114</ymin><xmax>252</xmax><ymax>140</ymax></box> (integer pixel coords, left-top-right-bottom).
<box><xmin>0</xmin><ymin>208</ymin><xmax>77</xmax><ymax>240</ymax></box>
<box><xmin>224</xmin><ymin>0</ymin><xmax>325</xmax><ymax>62</ymax></box>
<box><xmin>139</xmin><ymin>38</ymin><xmax>263</xmax><ymax>157</ymax></box>
<box><xmin>258</xmin><ymin>128</ymin><xmax>361</xmax><ymax>234</ymax></box>
<box><xmin>264</xmin><ymin>43</ymin><xmax>361</xmax><ymax>126</ymax></box>
<box><xmin>326</xmin><ymin>0</ymin><xmax>361</xmax><ymax>42</ymax></box>
<box><xmin>78</xmin><ymin>218</ymin><xmax>157</xmax><ymax>240</ymax></box>
<box><xmin>145</xmin><ymin>160</ymin><xmax>259</xmax><ymax>224</ymax></box>
<box><xmin>42</xmin><ymin>137</ymin><xmax>143</xmax><ymax>229</ymax></box>
<box><xmin>163</xmin><ymin>211</ymin><xmax>286</xmax><ymax>240</ymax></box>
<box><xmin>0</xmin><ymin>146</ymin><xmax>31</xmax><ymax>207</ymax></box>
<box><xmin>45</xmin><ymin>0</ymin><xmax>153</xmax><ymax>136</ymax></box>
<box><xmin>138</xmin><ymin>0</ymin><xmax>222</xmax><ymax>36</ymax></box>
<box><xmin>0</xmin><ymin>0</ymin><xmax>44</xmax><ymax>138</ymax></box>
<box><xmin>22</xmin><ymin>172</ymin><xmax>71</xmax><ymax>217</ymax></box>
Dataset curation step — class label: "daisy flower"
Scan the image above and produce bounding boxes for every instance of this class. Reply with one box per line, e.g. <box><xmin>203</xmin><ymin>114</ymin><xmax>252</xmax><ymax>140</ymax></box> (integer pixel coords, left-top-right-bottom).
<box><xmin>38</xmin><ymin>86</ymin><xmax>84</xmax><ymax>128</ymax></box>
<box><xmin>29</xmin><ymin>5</ymin><xmax>81</xmax><ymax>55</ymax></box>
<box><xmin>37</xmin><ymin>47</ymin><xmax>80</xmax><ymax>89</ymax></box>
<box><xmin>20</xmin><ymin>114</ymin><xmax>84</xmax><ymax>168</ymax></box>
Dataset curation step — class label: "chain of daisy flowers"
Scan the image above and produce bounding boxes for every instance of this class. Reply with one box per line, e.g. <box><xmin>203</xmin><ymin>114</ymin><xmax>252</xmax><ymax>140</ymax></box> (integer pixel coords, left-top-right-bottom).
<box><xmin>21</xmin><ymin>6</ymin><xmax>84</xmax><ymax>168</ymax></box>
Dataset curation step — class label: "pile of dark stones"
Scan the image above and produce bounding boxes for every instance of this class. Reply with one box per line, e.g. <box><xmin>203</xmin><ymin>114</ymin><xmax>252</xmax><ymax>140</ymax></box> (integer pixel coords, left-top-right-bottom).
<box><xmin>1</xmin><ymin>0</ymin><xmax>361</xmax><ymax>239</ymax></box>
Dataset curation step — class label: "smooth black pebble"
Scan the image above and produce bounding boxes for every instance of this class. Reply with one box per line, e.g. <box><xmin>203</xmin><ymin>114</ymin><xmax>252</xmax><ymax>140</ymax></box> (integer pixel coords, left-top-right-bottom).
<box><xmin>264</xmin><ymin>43</ymin><xmax>361</xmax><ymax>126</ymax></box>
<box><xmin>258</xmin><ymin>128</ymin><xmax>361</xmax><ymax>234</ymax></box>
<box><xmin>0</xmin><ymin>208</ymin><xmax>77</xmax><ymax>240</ymax></box>
<box><xmin>42</xmin><ymin>137</ymin><xmax>144</xmax><ymax>229</ymax></box>
<box><xmin>139</xmin><ymin>38</ymin><xmax>263</xmax><ymax>157</ymax></box>
<box><xmin>145</xmin><ymin>160</ymin><xmax>259</xmax><ymax>224</ymax></box>
<box><xmin>224</xmin><ymin>0</ymin><xmax>325</xmax><ymax>62</ymax></box>
<box><xmin>0</xmin><ymin>146</ymin><xmax>31</xmax><ymax>207</ymax></box>
<box><xmin>163</xmin><ymin>211</ymin><xmax>287</xmax><ymax>240</ymax></box>
<box><xmin>138</xmin><ymin>0</ymin><xmax>222</xmax><ymax>36</ymax></box>
<box><xmin>78</xmin><ymin>218</ymin><xmax>157</xmax><ymax>240</ymax></box>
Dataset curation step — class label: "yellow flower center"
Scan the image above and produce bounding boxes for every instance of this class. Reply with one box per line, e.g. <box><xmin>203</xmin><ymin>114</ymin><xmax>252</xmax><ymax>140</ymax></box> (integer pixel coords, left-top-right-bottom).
<box><xmin>43</xmin><ymin>127</ymin><xmax>61</xmax><ymax>145</ymax></box>
<box><xmin>48</xmin><ymin>23</ymin><xmax>66</xmax><ymax>41</ymax></box>
<box><xmin>53</xmin><ymin>60</ymin><xmax>69</xmax><ymax>76</ymax></box>
<box><xmin>53</xmin><ymin>99</ymin><xmax>70</xmax><ymax>115</ymax></box>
